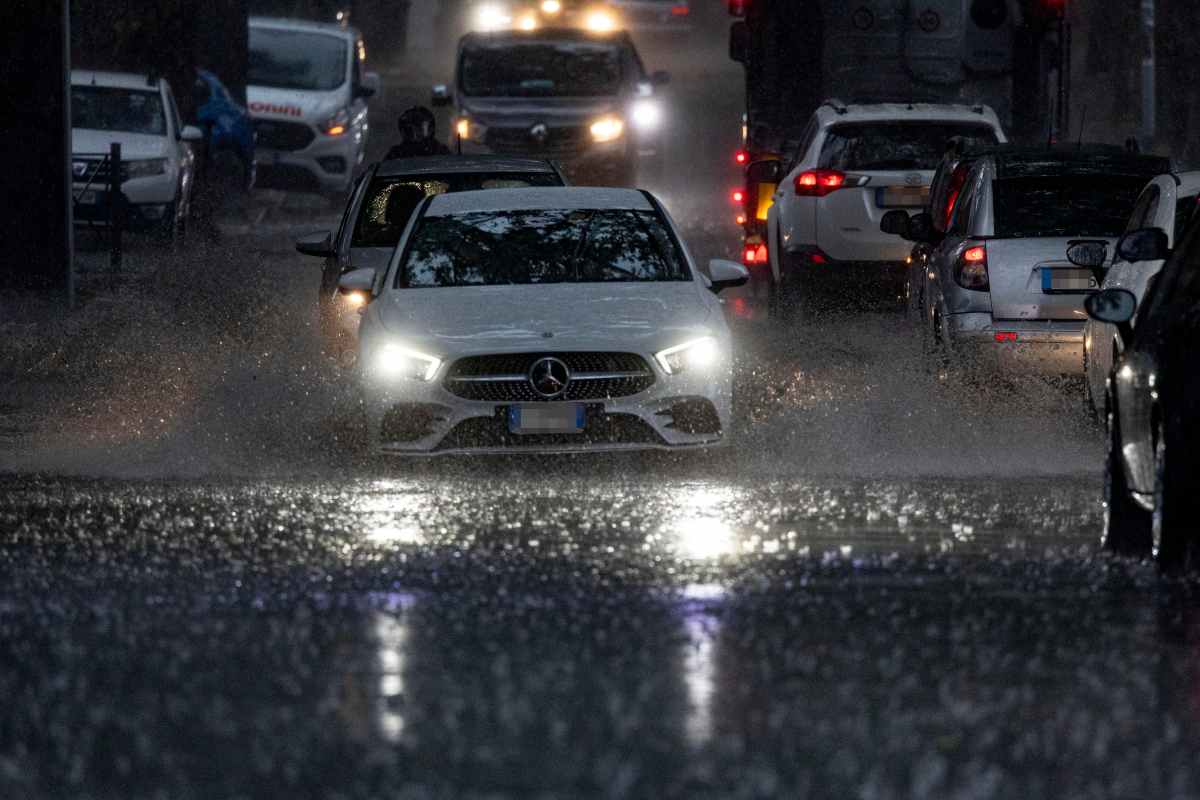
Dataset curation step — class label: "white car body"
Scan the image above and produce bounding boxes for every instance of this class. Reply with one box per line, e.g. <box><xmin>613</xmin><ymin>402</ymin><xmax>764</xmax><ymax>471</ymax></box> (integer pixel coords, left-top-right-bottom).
<box><xmin>765</xmin><ymin>102</ymin><xmax>1005</xmax><ymax>299</ymax></box>
<box><xmin>353</xmin><ymin>187</ymin><xmax>742</xmax><ymax>455</ymax></box>
<box><xmin>70</xmin><ymin>71</ymin><xmax>199</xmax><ymax>233</ymax></box>
<box><xmin>1084</xmin><ymin>171</ymin><xmax>1200</xmax><ymax>413</ymax></box>
<box><xmin>248</xmin><ymin>17</ymin><xmax>377</xmax><ymax>195</ymax></box>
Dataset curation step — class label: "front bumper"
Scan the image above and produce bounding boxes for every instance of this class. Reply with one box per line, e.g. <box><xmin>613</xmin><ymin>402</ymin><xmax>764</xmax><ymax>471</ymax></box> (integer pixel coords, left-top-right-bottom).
<box><xmin>255</xmin><ymin>133</ymin><xmax>360</xmax><ymax>193</ymax></box>
<box><xmin>72</xmin><ymin>173</ymin><xmax>179</xmax><ymax>229</ymax></box>
<box><xmin>947</xmin><ymin>313</ymin><xmax>1085</xmax><ymax>376</ymax></box>
<box><xmin>361</xmin><ymin>361</ymin><xmax>731</xmax><ymax>455</ymax></box>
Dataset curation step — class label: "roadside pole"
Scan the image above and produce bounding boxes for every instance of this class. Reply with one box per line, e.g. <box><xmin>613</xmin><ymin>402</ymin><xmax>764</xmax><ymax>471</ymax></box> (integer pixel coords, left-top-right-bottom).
<box><xmin>0</xmin><ymin>0</ymin><xmax>74</xmax><ymax>303</ymax></box>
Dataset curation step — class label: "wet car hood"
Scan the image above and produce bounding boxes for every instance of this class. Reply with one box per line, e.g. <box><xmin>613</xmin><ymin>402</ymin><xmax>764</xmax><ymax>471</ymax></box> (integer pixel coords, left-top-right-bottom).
<box><xmin>458</xmin><ymin>96</ymin><xmax>621</xmax><ymax>128</ymax></box>
<box><xmin>374</xmin><ymin>281</ymin><xmax>715</xmax><ymax>355</ymax></box>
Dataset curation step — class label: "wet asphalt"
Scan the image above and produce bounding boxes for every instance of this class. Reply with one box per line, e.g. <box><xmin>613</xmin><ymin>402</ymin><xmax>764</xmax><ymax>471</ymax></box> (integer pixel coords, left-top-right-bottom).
<box><xmin>4</xmin><ymin>19</ymin><xmax>1200</xmax><ymax>800</ymax></box>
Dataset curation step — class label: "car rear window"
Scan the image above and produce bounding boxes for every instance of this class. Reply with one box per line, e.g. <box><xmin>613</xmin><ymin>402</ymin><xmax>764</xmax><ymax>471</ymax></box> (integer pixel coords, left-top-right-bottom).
<box><xmin>992</xmin><ymin>175</ymin><xmax>1148</xmax><ymax>238</ymax></box>
<box><xmin>819</xmin><ymin>122</ymin><xmax>999</xmax><ymax>171</ymax></box>
<box><xmin>399</xmin><ymin>209</ymin><xmax>690</xmax><ymax>287</ymax></box>
<box><xmin>353</xmin><ymin>173</ymin><xmax>562</xmax><ymax>247</ymax></box>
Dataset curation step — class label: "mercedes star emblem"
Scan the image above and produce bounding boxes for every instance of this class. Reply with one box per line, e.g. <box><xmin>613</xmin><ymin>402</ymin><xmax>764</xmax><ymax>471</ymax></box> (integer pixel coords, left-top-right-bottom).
<box><xmin>530</xmin><ymin>123</ymin><xmax>549</xmax><ymax>144</ymax></box>
<box><xmin>529</xmin><ymin>357</ymin><xmax>570</xmax><ymax>399</ymax></box>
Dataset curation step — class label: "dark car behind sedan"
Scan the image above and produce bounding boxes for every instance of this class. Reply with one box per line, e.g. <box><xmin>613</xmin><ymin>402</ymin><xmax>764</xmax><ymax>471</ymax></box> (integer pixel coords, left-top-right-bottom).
<box><xmin>1090</xmin><ymin>218</ymin><xmax>1200</xmax><ymax>571</ymax></box>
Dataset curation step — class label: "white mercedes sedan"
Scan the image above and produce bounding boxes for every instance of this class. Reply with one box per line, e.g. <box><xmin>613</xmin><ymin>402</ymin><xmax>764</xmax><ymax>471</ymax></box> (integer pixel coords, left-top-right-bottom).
<box><xmin>340</xmin><ymin>187</ymin><xmax>749</xmax><ymax>455</ymax></box>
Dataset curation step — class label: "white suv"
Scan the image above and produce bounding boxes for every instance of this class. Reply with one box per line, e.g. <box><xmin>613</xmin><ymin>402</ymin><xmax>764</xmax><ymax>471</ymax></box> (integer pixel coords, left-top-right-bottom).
<box><xmin>764</xmin><ymin>101</ymin><xmax>1006</xmax><ymax>317</ymax></box>
<box><xmin>71</xmin><ymin>71</ymin><xmax>202</xmax><ymax>239</ymax></box>
<box><xmin>248</xmin><ymin>17</ymin><xmax>380</xmax><ymax>198</ymax></box>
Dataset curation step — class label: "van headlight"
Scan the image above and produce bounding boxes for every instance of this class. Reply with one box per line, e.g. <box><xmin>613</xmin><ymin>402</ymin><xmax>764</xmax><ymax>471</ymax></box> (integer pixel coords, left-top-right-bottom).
<box><xmin>475</xmin><ymin>2</ymin><xmax>513</xmax><ymax>30</ymax></box>
<box><xmin>631</xmin><ymin>100</ymin><xmax>662</xmax><ymax>131</ymax></box>
<box><xmin>655</xmin><ymin>337</ymin><xmax>719</xmax><ymax>375</ymax></box>
<box><xmin>590</xmin><ymin>115</ymin><xmax>625</xmax><ymax>143</ymax></box>
<box><xmin>373</xmin><ymin>344</ymin><xmax>442</xmax><ymax>382</ymax></box>
<box><xmin>321</xmin><ymin>108</ymin><xmax>351</xmax><ymax>136</ymax></box>
<box><xmin>126</xmin><ymin>158</ymin><xmax>168</xmax><ymax>178</ymax></box>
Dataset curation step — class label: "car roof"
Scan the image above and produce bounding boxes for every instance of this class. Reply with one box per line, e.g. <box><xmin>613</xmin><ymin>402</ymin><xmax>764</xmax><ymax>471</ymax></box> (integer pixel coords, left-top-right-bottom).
<box><xmin>978</xmin><ymin>146</ymin><xmax>1171</xmax><ymax>179</ymax></box>
<box><xmin>460</xmin><ymin>27</ymin><xmax>633</xmax><ymax>48</ymax></box>
<box><xmin>376</xmin><ymin>156</ymin><xmax>560</xmax><ymax>178</ymax></box>
<box><xmin>816</xmin><ymin>101</ymin><xmax>1002</xmax><ymax>127</ymax></box>
<box><xmin>425</xmin><ymin>187</ymin><xmax>653</xmax><ymax>216</ymax></box>
<box><xmin>70</xmin><ymin>70</ymin><xmax>164</xmax><ymax>91</ymax></box>
<box><xmin>249</xmin><ymin>16</ymin><xmax>357</xmax><ymax>40</ymax></box>
<box><xmin>1159</xmin><ymin>170</ymin><xmax>1200</xmax><ymax>194</ymax></box>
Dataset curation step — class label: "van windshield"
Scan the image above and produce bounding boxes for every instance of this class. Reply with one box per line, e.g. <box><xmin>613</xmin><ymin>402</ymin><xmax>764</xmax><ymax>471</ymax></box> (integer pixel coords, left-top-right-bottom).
<box><xmin>460</xmin><ymin>41</ymin><xmax>622</xmax><ymax>97</ymax></box>
<box><xmin>249</xmin><ymin>27</ymin><xmax>347</xmax><ymax>92</ymax></box>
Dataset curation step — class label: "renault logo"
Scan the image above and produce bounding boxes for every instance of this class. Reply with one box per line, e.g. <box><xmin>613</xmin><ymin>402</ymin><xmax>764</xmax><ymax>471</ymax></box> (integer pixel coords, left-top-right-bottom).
<box><xmin>529</xmin><ymin>123</ymin><xmax>549</xmax><ymax>144</ymax></box>
<box><xmin>529</xmin><ymin>357</ymin><xmax>570</xmax><ymax>399</ymax></box>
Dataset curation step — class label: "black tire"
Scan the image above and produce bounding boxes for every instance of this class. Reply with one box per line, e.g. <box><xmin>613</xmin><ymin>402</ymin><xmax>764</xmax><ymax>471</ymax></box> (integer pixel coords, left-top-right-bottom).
<box><xmin>1081</xmin><ymin>341</ymin><xmax>1100</xmax><ymax>423</ymax></box>
<box><xmin>155</xmin><ymin>200</ymin><xmax>184</xmax><ymax>248</ymax></box>
<box><xmin>1152</xmin><ymin>416</ymin><xmax>1198</xmax><ymax>573</ymax></box>
<box><xmin>1101</xmin><ymin>403</ymin><xmax>1152</xmax><ymax>556</ymax></box>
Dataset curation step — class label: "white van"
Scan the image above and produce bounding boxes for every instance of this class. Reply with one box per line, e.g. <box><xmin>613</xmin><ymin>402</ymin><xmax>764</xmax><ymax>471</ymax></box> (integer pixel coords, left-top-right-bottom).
<box><xmin>247</xmin><ymin>17</ymin><xmax>380</xmax><ymax>197</ymax></box>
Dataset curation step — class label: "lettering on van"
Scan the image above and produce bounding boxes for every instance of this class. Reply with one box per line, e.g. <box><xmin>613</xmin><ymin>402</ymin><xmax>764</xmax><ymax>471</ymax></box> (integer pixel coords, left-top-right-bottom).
<box><xmin>249</xmin><ymin>102</ymin><xmax>303</xmax><ymax>118</ymax></box>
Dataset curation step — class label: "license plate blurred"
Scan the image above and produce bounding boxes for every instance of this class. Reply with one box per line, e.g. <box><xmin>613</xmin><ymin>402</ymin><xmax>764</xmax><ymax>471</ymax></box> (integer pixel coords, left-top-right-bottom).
<box><xmin>78</xmin><ymin>190</ymin><xmax>98</xmax><ymax>205</ymax></box>
<box><xmin>508</xmin><ymin>404</ymin><xmax>585</xmax><ymax>434</ymax></box>
<box><xmin>876</xmin><ymin>187</ymin><xmax>928</xmax><ymax>208</ymax></box>
<box><xmin>1041</xmin><ymin>268</ymin><xmax>1098</xmax><ymax>294</ymax></box>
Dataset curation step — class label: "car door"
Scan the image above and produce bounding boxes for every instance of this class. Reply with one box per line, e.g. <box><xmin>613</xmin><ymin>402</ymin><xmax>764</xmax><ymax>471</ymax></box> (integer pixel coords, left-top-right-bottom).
<box><xmin>926</xmin><ymin>162</ymin><xmax>983</xmax><ymax>320</ymax></box>
<box><xmin>323</xmin><ymin>166</ymin><xmax>373</xmax><ymax>303</ymax></box>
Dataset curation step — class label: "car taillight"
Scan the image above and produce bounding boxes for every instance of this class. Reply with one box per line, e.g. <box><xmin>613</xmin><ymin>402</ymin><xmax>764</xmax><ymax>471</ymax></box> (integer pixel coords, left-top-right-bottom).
<box><xmin>955</xmin><ymin>244</ymin><xmax>989</xmax><ymax>290</ymax></box>
<box><xmin>794</xmin><ymin>169</ymin><xmax>847</xmax><ymax>197</ymax></box>
<box><xmin>743</xmin><ymin>243</ymin><xmax>768</xmax><ymax>265</ymax></box>
<box><xmin>731</xmin><ymin>188</ymin><xmax>746</xmax><ymax>204</ymax></box>
<box><xmin>671</xmin><ymin>4</ymin><xmax>690</xmax><ymax>15</ymax></box>
<box><xmin>735</xmin><ymin>149</ymin><xmax>748</xmax><ymax>165</ymax></box>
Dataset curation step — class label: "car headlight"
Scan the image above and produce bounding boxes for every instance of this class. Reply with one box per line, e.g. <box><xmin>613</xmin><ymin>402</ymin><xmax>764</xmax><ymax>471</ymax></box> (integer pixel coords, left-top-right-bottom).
<box><xmin>516</xmin><ymin>12</ymin><xmax>539</xmax><ymax>29</ymax></box>
<box><xmin>475</xmin><ymin>2</ymin><xmax>513</xmax><ymax>29</ymax></box>
<box><xmin>455</xmin><ymin>116</ymin><xmax>487</xmax><ymax>142</ymax></box>
<box><xmin>590</xmin><ymin>115</ymin><xmax>625</xmax><ymax>143</ymax></box>
<box><xmin>541</xmin><ymin>0</ymin><xmax>562</xmax><ymax>13</ymax></box>
<box><xmin>321</xmin><ymin>108</ymin><xmax>351</xmax><ymax>136</ymax></box>
<box><xmin>631</xmin><ymin>99</ymin><xmax>662</xmax><ymax>131</ymax></box>
<box><xmin>373</xmin><ymin>343</ymin><xmax>442</xmax><ymax>382</ymax></box>
<box><xmin>585</xmin><ymin>8</ymin><xmax>618</xmax><ymax>32</ymax></box>
<box><xmin>655</xmin><ymin>337</ymin><xmax>719</xmax><ymax>375</ymax></box>
<box><xmin>125</xmin><ymin>158</ymin><xmax>168</xmax><ymax>179</ymax></box>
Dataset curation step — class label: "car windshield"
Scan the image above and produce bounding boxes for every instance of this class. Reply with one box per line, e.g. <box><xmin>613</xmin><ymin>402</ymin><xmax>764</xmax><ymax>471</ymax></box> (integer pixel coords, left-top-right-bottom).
<box><xmin>353</xmin><ymin>174</ymin><xmax>564</xmax><ymax>247</ymax></box>
<box><xmin>460</xmin><ymin>41</ymin><xmax>622</xmax><ymax>97</ymax></box>
<box><xmin>992</xmin><ymin>175</ymin><xmax>1148</xmax><ymax>238</ymax></box>
<box><xmin>819</xmin><ymin>122</ymin><xmax>999</xmax><ymax>171</ymax></box>
<box><xmin>398</xmin><ymin>208</ymin><xmax>690</xmax><ymax>287</ymax></box>
<box><xmin>71</xmin><ymin>86</ymin><xmax>166</xmax><ymax>136</ymax></box>
<box><xmin>248</xmin><ymin>27</ymin><xmax>347</xmax><ymax>91</ymax></box>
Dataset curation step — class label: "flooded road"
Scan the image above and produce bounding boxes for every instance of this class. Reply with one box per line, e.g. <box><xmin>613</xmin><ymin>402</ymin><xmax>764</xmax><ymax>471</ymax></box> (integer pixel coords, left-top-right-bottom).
<box><xmin>4</xmin><ymin>18</ymin><xmax>1195</xmax><ymax>800</ymax></box>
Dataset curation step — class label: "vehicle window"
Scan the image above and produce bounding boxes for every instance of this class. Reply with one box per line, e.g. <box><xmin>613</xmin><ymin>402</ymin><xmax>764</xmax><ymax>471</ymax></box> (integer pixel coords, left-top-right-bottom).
<box><xmin>460</xmin><ymin>41</ymin><xmax>623</xmax><ymax>97</ymax></box>
<box><xmin>1173</xmin><ymin>194</ymin><xmax>1199</xmax><ymax>241</ymax></box>
<box><xmin>1124</xmin><ymin>186</ymin><xmax>1160</xmax><ymax>234</ymax></box>
<box><xmin>353</xmin><ymin>173</ymin><xmax>563</xmax><ymax>247</ymax></box>
<box><xmin>399</xmin><ymin>209</ymin><xmax>690</xmax><ymax>287</ymax></box>
<box><xmin>818</xmin><ymin>122</ymin><xmax>999</xmax><ymax>171</ymax></box>
<box><xmin>71</xmin><ymin>86</ymin><xmax>166</xmax><ymax>136</ymax></box>
<box><xmin>992</xmin><ymin>175</ymin><xmax>1147</xmax><ymax>238</ymax></box>
<box><xmin>248</xmin><ymin>27</ymin><xmax>348</xmax><ymax>91</ymax></box>
<box><xmin>947</xmin><ymin>179</ymin><xmax>975</xmax><ymax>237</ymax></box>
<box><xmin>336</xmin><ymin>171</ymin><xmax>369</xmax><ymax>252</ymax></box>
<box><xmin>785</xmin><ymin>117</ymin><xmax>819</xmax><ymax>174</ymax></box>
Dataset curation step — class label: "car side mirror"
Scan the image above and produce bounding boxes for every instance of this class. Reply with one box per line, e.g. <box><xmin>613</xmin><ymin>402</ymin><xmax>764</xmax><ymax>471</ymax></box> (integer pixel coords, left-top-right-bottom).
<box><xmin>906</xmin><ymin>212</ymin><xmax>937</xmax><ymax>244</ymax></box>
<box><xmin>295</xmin><ymin>230</ymin><xmax>334</xmax><ymax>258</ymax></box>
<box><xmin>431</xmin><ymin>84</ymin><xmax>452</xmax><ymax>107</ymax></box>
<box><xmin>729</xmin><ymin>21</ymin><xmax>749</xmax><ymax>64</ymax></box>
<box><xmin>180</xmin><ymin>124</ymin><xmax>204</xmax><ymax>142</ymax></box>
<box><xmin>1116</xmin><ymin>227</ymin><xmax>1169</xmax><ymax>263</ymax></box>
<box><xmin>879</xmin><ymin>209</ymin><xmax>911</xmax><ymax>239</ymax></box>
<box><xmin>746</xmin><ymin>159</ymin><xmax>783</xmax><ymax>185</ymax></box>
<box><xmin>650</xmin><ymin>70</ymin><xmax>670</xmax><ymax>87</ymax></box>
<box><xmin>1084</xmin><ymin>287</ymin><xmax>1137</xmax><ymax>325</ymax></box>
<box><xmin>1066</xmin><ymin>240</ymin><xmax>1108</xmax><ymax>269</ymax></box>
<box><xmin>338</xmin><ymin>267</ymin><xmax>377</xmax><ymax>295</ymax></box>
<box><xmin>708</xmin><ymin>258</ymin><xmax>750</xmax><ymax>293</ymax></box>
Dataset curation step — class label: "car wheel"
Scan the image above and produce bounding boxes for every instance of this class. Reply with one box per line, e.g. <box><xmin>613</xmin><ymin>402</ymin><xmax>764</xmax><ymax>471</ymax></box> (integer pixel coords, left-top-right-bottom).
<box><xmin>1101</xmin><ymin>402</ymin><xmax>1152</xmax><ymax>556</ymax></box>
<box><xmin>1152</xmin><ymin>416</ymin><xmax>1197</xmax><ymax>573</ymax></box>
<box><xmin>1081</xmin><ymin>341</ymin><xmax>1100</xmax><ymax>423</ymax></box>
<box><xmin>155</xmin><ymin>200</ymin><xmax>183</xmax><ymax>247</ymax></box>
<box><xmin>769</xmin><ymin>254</ymin><xmax>806</xmax><ymax>324</ymax></box>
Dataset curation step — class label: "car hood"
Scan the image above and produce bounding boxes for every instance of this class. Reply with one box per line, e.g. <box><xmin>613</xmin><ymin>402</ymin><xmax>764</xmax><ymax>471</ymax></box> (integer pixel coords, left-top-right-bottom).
<box><xmin>246</xmin><ymin>84</ymin><xmax>344</xmax><ymax>124</ymax></box>
<box><xmin>72</xmin><ymin>129</ymin><xmax>168</xmax><ymax>160</ymax></box>
<box><xmin>459</xmin><ymin>96</ymin><xmax>620</xmax><ymax>128</ymax></box>
<box><xmin>374</xmin><ymin>282</ymin><xmax>716</xmax><ymax>356</ymax></box>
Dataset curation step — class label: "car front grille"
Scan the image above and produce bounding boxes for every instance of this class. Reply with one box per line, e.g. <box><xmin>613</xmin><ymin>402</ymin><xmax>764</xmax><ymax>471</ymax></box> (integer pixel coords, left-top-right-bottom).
<box><xmin>434</xmin><ymin>408</ymin><xmax>666</xmax><ymax>451</ymax></box>
<box><xmin>444</xmin><ymin>352</ymin><xmax>655</xmax><ymax>402</ymax></box>
<box><xmin>73</xmin><ymin>158</ymin><xmax>129</xmax><ymax>185</ymax></box>
<box><xmin>254</xmin><ymin>119</ymin><xmax>315</xmax><ymax>151</ymax></box>
<box><xmin>485</xmin><ymin>125</ymin><xmax>590</xmax><ymax>157</ymax></box>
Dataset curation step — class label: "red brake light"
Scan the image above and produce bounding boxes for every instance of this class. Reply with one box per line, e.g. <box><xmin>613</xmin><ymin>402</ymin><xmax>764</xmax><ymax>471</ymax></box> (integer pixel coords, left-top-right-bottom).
<box><xmin>671</xmin><ymin>4</ymin><xmax>690</xmax><ymax>15</ymax></box>
<box><xmin>743</xmin><ymin>243</ymin><xmax>768</xmax><ymax>265</ymax></box>
<box><xmin>956</xmin><ymin>244</ymin><xmax>989</xmax><ymax>290</ymax></box>
<box><xmin>735</xmin><ymin>149</ymin><xmax>748</xmax><ymax>165</ymax></box>
<box><xmin>732</xmin><ymin>189</ymin><xmax>746</xmax><ymax>204</ymax></box>
<box><xmin>735</xmin><ymin>214</ymin><xmax>747</xmax><ymax>225</ymax></box>
<box><xmin>794</xmin><ymin>170</ymin><xmax>847</xmax><ymax>197</ymax></box>
<box><xmin>963</xmin><ymin>246</ymin><xmax>986</xmax><ymax>263</ymax></box>
<box><xmin>994</xmin><ymin>332</ymin><xmax>1018</xmax><ymax>343</ymax></box>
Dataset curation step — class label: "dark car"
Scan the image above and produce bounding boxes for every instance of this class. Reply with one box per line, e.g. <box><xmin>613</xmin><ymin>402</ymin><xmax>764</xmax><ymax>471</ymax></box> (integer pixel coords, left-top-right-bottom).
<box><xmin>295</xmin><ymin>155</ymin><xmax>567</xmax><ymax>362</ymax></box>
<box><xmin>432</xmin><ymin>27</ymin><xmax>669</xmax><ymax>186</ymax></box>
<box><xmin>1087</xmin><ymin>219</ymin><xmax>1200</xmax><ymax>571</ymax></box>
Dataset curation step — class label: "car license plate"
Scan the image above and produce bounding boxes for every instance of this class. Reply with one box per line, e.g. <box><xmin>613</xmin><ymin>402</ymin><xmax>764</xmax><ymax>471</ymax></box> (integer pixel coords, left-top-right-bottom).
<box><xmin>77</xmin><ymin>190</ymin><xmax>98</xmax><ymax>205</ymax></box>
<box><xmin>876</xmin><ymin>186</ymin><xmax>928</xmax><ymax>208</ymax></box>
<box><xmin>508</xmin><ymin>404</ymin><xmax>586</xmax><ymax>434</ymax></box>
<box><xmin>1041</xmin><ymin>267</ymin><xmax>1098</xmax><ymax>293</ymax></box>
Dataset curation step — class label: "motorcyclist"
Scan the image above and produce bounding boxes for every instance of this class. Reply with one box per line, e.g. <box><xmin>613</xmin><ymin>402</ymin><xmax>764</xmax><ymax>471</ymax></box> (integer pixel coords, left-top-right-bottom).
<box><xmin>385</xmin><ymin>106</ymin><xmax>452</xmax><ymax>160</ymax></box>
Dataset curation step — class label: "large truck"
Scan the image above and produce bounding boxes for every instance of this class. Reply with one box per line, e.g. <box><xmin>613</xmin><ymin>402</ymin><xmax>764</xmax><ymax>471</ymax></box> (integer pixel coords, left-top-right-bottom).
<box><xmin>729</xmin><ymin>0</ymin><xmax>1064</xmax><ymax>245</ymax></box>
